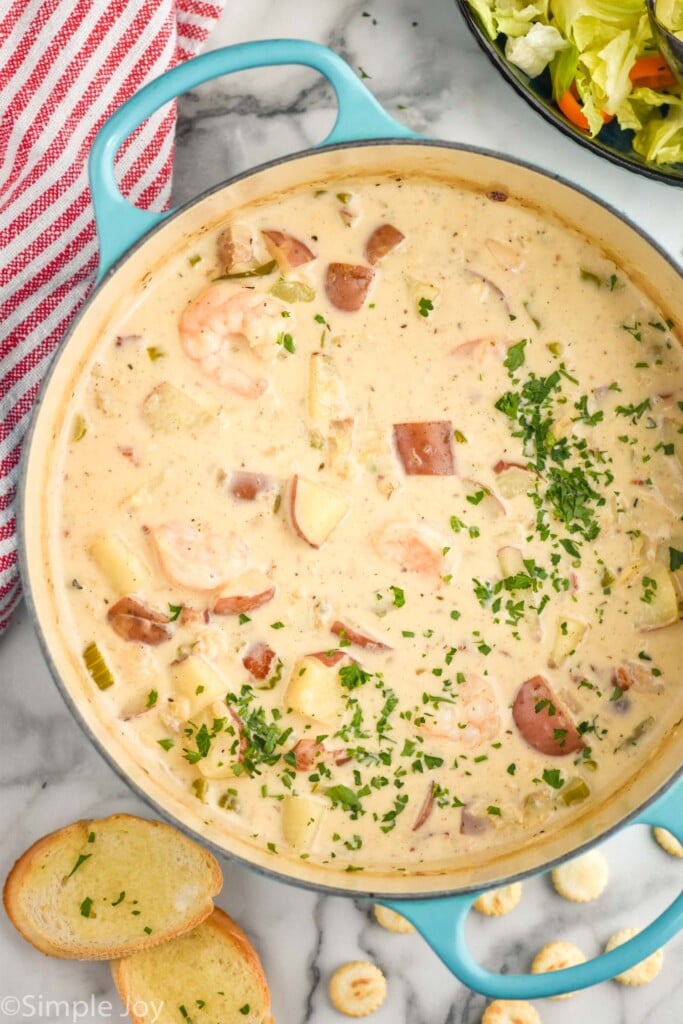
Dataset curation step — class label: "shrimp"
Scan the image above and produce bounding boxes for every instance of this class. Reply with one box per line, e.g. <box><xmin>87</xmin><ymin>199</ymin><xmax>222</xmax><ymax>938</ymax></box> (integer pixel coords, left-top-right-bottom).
<box><xmin>421</xmin><ymin>674</ymin><xmax>501</xmax><ymax>749</ymax></box>
<box><xmin>148</xmin><ymin>522</ymin><xmax>250</xmax><ymax>591</ymax></box>
<box><xmin>179</xmin><ymin>284</ymin><xmax>287</xmax><ymax>398</ymax></box>
<box><xmin>372</xmin><ymin>519</ymin><xmax>448</xmax><ymax>577</ymax></box>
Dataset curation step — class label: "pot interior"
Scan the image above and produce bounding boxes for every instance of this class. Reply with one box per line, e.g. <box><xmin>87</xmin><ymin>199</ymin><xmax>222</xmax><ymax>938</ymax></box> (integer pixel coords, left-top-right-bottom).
<box><xmin>21</xmin><ymin>141</ymin><xmax>683</xmax><ymax>896</ymax></box>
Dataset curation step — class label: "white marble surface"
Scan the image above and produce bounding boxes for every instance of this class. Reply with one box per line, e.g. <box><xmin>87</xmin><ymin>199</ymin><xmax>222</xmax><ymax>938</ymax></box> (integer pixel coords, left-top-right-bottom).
<box><xmin>1</xmin><ymin>1</ymin><xmax>682</xmax><ymax>1022</ymax></box>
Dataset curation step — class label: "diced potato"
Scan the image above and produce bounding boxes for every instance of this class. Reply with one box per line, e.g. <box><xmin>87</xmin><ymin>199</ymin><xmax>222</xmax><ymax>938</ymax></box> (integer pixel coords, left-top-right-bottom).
<box><xmin>661</xmin><ymin>419</ymin><xmax>683</xmax><ymax>471</ymax></box>
<box><xmin>657</xmin><ymin>534</ymin><xmax>683</xmax><ymax>596</ymax></box>
<box><xmin>408</xmin><ymin>276</ymin><xmax>440</xmax><ymax>315</ymax></box>
<box><xmin>548</xmin><ymin>617</ymin><xmax>589</xmax><ymax>668</ymax></box>
<box><xmin>327</xmin><ymin>418</ymin><xmax>355</xmax><ymax>478</ymax></box>
<box><xmin>281</xmin><ymin>795</ymin><xmax>326</xmax><ymax>850</ymax></box>
<box><xmin>289</xmin><ymin>475</ymin><xmax>350</xmax><ymax>549</ymax></box>
<box><xmin>616</xmin><ymin>560</ymin><xmax>643</xmax><ymax>588</ymax></box>
<box><xmin>497</xmin><ymin>545</ymin><xmax>525</xmax><ymax>578</ymax></box>
<box><xmin>484</xmin><ymin>237</ymin><xmax>524</xmax><ymax>272</ymax></box>
<box><xmin>465</xmin><ymin>479</ymin><xmax>505</xmax><ymax>522</ymax></box>
<box><xmin>494</xmin><ymin>464</ymin><xmax>535</xmax><ymax>498</ymax></box>
<box><xmin>217</xmin><ymin>222</ymin><xmax>254</xmax><ymax>272</ymax></box>
<box><xmin>89</xmin><ymin>535</ymin><xmax>150</xmax><ymax>595</ymax></box>
<box><xmin>308</xmin><ymin>352</ymin><xmax>350</xmax><ymax>421</ymax></box>
<box><xmin>142</xmin><ymin>382</ymin><xmax>212</xmax><ymax>433</ymax></box>
<box><xmin>284</xmin><ymin>655</ymin><xmax>345</xmax><ymax>726</ymax></box>
<box><xmin>197</xmin><ymin>732</ymin><xmax>239</xmax><ymax>780</ymax></box>
<box><xmin>497</xmin><ymin>546</ymin><xmax>541</xmax><ymax>638</ymax></box>
<box><xmin>635</xmin><ymin>563</ymin><xmax>679</xmax><ymax>631</ymax></box>
<box><xmin>171</xmin><ymin>655</ymin><xmax>228</xmax><ymax>719</ymax></box>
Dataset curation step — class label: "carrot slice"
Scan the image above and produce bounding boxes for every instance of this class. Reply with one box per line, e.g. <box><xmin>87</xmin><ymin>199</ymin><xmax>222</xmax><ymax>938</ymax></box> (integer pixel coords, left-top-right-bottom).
<box><xmin>557</xmin><ymin>87</ymin><xmax>614</xmax><ymax>133</ymax></box>
<box><xmin>558</xmin><ymin>88</ymin><xmax>590</xmax><ymax>130</ymax></box>
<box><xmin>629</xmin><ymin>55</ymin><xmax>677</xmax><ymax>89</ymax></box>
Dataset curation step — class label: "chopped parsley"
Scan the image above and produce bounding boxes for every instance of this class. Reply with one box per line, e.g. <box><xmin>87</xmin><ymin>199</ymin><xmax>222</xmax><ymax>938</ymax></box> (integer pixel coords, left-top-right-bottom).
<box><xmin>503</xmin><ymin>338</ymin><xmax>527</xmax><ymax>373</ymax></box>
<box><xmin>669</xmin><ymin>547</ymin><xmax>683</xmax><ymax>572</ymax></box>
<box><xmin>67</xmin><ymin>853</ymin><xmax>92</xmax><ymax>877</ymax></box>
<box><xmin>541</xmin><ymin>768</ymin><xmax>564</xmax><ymax>789</ymax></box>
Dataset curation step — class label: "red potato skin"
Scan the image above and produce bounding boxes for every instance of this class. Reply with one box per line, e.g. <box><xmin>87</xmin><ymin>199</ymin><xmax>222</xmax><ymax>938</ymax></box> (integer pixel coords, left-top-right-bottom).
<box><xmin>107</xmin><ymin>597</ymin><xmax>171</xmax><ymax>645</ymax></box>
<box><xmin>393</xmin><ymin>421</ymin><xmax>455</xmax><ymax>476</ymax></box>
<box><xmin>242</xmin><ymin>641</ymin><xmax>277</xmax><ymax>681</ymax></box>
<box><xmin>330</xmin><ymin>620</ymin><xmax>392</xmax><ymax>651</ymax></box>
<box><xmin>512</xmin><ymin>675</ymin><xmax>584</xmax><ymax>756</ymax></box>
<box><xmin>262</xmin><ymin>229</ymin><xmax>315</xmax><ymax>269</ymax></box>
<box><xmin>460</xmin><ymin>808</ymin><xmax>491</xmax><ymax>835</ymax></box>
<box><xmin>229</xmin><ymin>471</ymin><xmax>275</xmax><ymax>501</ymax></box>
<box><xmin>365</xmin><ymin>224</ymin><xmax>405</xmax><ymax>265</ymax></box>
<box><xmin>291</xmin><ymin>737</ymin><xmax>350</xmax><ymax>772</ymax></box>
<box><xmin>216</xmin><ymin>225</ymin><xmax>254</xmax><ymax>271</ymax></box>
<box><xmin>412</xmin><ymin>783</ymin><xmax>436</xmax><ymax>831</ymax></box>
<box><xmin>213</xmin><ymin>587</ymin><xmax>275</xmax><ymax>615</ymax></box>
<box><xmin>309</xmin><ymin>649</ymin><xmax>351</xmax><ymax>667</ymax></box>
<box><xmin>493</xmin><ymin>460</ymin><xmax>528</xmax><ymax>474</ymax></box>
<box><xmin>324</xmin><ymin>263</ymin><xmax>374</xmax><ymax>312</ymax></box>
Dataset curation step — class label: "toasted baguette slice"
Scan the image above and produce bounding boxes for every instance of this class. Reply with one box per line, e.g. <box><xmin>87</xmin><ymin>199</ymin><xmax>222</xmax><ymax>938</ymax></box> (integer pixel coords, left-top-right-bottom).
<box><xmin>3</xmin><ymin>814</ymin><xmax>222</xmax><ymax>960</ymax></box>
<box><xmin>112</xmin><ymin>907</ymin><xmax>273</xmax><ymax>1024</ymax></box>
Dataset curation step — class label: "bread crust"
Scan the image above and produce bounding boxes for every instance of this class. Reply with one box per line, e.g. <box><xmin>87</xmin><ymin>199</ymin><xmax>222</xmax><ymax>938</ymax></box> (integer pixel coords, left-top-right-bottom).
<box><xmin>112</xmin><ymin>907</ymin><xmax>274</xmax><ymax>1024</ymax></box>
<box><xmin>3</xmin><ymin>813</ymin><xmax>222</xmax><ymax>960</ymax></box>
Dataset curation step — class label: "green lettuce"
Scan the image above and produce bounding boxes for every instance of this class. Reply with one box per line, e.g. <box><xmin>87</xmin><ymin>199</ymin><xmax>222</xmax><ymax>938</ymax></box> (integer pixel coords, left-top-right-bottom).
<box><xmin>466</xmin><ymin>0</ymin><xmax>683</xmax><ymax>164</ymax></box>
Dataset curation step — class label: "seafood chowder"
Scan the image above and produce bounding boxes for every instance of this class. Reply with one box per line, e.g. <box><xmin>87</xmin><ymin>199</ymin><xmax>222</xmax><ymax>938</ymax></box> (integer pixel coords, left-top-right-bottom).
<box><xmin>53</xmin><ymin>175</ymin><xmax>683</xmax><ymax>878</ymax></box>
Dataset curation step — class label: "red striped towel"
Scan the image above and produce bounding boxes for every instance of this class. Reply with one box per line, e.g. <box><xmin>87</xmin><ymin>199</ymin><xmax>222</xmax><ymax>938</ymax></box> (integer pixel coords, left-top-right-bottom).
<box><xmin>0</xmin><ymin>0</ymin><xmax>224</xmax><ymax>634</ymax></box>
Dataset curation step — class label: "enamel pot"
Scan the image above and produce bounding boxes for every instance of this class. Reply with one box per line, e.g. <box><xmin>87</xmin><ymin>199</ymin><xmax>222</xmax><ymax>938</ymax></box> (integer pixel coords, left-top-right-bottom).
<box><xmin>18</xmin><ymin>39</ymin><xmax>683</xmax><ymax>1000</ymax></box>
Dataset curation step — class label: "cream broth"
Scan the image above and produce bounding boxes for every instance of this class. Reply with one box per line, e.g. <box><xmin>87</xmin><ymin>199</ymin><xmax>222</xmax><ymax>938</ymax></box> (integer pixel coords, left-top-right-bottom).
<box><xmin>54</xmin><ymin>176</ymin><xmax>683</xmax><ymax>876</ymax></box>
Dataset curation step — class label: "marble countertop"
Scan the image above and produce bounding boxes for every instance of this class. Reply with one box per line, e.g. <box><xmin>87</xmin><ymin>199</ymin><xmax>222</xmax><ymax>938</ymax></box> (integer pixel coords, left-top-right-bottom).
<box><xmin>1</xmin><ymin>1</ymin><xmax>681</xmax><ymax>1022</ymax></box>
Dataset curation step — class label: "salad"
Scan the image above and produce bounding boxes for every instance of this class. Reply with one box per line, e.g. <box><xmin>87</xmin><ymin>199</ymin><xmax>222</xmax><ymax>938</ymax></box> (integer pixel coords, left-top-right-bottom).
<box><xmin>467</xmin><ymin>0</ymin><xmax>683</xmax><ymax>166</ymax></box>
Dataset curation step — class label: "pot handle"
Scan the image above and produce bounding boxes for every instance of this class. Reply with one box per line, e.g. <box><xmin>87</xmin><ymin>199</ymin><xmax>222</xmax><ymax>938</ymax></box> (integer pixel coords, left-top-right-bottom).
<box><xmin>89</xmin><ymin>38</ymin><xmax>416</xmax><ymax>278</ymax></box>
<box><xmin>379</xmin><ymin>778</ymin><xmax>683</xmax><ymax>999</ymax></box>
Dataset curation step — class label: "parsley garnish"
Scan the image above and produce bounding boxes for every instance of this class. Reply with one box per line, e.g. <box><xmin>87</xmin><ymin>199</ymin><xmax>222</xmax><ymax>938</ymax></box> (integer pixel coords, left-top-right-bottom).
<box><xmin>542</xmin><ymin>768</ymin><xmax>564</xmax><ymax>789</ymax></box>
<box><xmin>67</xmin><ymin>853</ymin><xmax>92</xmax><ymax>877</ymax></box>
<box><xmin>669</xmin><ymin>547</ymin><xmax>683</xmax><ymax>572</ymax></box>
<box><xmin>503</xmin><ymin>338</ymin><xmax>527</xmax><ymax>373</ymax></box>
<box><xmin>327</xmin><ymin>785</ymin><xmax>364</xmax><ymax>816</ymax></box>
<box><xmin>79</xmin><ymin>897</ymin><xmax>93</xmax><ymax>917</ymax></box>
<box><xmin>339</xmin><ymin>663</ymin><xmax>372</xmax><ymax>691</ymax></box>
<box><xmin>615</xmin><ymin>398</ymin><xmax>651</xmax><ymax>423</ymax></box>
<box><xmin>276</xmin><ymin>332</ymin><xmax>295</xmax><ymax>353</ymax></box>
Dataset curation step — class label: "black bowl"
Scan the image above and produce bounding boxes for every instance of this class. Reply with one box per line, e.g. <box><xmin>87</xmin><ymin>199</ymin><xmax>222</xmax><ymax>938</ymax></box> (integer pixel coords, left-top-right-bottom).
<box><xmin>457</xmin><ymin>0</ymin><xmax>683</xmax><ymax>186</ymax></box>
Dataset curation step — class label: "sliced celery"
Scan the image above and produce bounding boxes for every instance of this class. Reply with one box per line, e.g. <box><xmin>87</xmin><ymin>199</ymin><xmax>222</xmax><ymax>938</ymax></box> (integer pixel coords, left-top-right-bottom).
<box><xmin>559</xmin><ymin>777</ymin><xmax>590</xmax><ymax>806</ymax></box>
<box><xmin>214</xmin><ymin>260</ymin><xmax>277</xmax><ymax>280</ymax></box>
<box><xmin>71</xmin><ymin>415</ymin><xmax>87</xmax><ymax>442</ymax></box>
<box><xmin>83</xmin><ymin>641</ymin><xmax>114</xmax><ymax>690</ymax></box>
<box><xmin>270</xmin><ymin>278</ymin><xmax>315</xmax><ymax>302</ymax></box>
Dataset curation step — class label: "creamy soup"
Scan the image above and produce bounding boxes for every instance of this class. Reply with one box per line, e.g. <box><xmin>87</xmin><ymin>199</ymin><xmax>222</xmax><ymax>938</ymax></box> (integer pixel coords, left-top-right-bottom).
<box><xmin>53</xmin><ymin>175</ymin><xmax>683</xmax><ymax>876</ymax></box>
